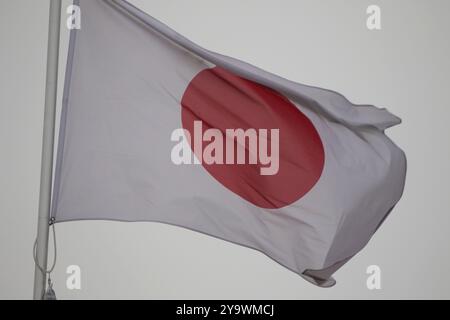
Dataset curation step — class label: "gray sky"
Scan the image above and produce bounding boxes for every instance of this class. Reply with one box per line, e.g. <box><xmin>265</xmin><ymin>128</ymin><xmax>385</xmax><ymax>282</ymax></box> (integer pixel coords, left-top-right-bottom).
<box><xmin>1</xmin><ymin>0</ymin><xmax>449</xmax><ymax>299</ymax></box>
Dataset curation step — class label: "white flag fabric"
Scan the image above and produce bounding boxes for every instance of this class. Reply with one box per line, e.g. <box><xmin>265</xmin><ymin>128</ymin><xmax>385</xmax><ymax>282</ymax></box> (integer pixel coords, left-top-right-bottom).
<box><xmin>52</xmin><ymin>0</ymin><xmax>406</xmax><ymax>287</ymax></box>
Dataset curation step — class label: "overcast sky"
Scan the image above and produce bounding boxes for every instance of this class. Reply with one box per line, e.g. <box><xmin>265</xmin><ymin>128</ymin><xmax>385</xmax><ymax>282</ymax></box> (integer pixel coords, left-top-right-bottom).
<box><xmin>1</xmin><ymin>0</ymin><xmax>449</xmax><ymax>299</ymax></box>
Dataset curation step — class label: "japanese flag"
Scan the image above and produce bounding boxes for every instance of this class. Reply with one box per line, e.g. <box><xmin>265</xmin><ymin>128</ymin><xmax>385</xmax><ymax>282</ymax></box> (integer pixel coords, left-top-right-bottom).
<box><xmin>52</xmin><ymin>0</ymin><xmax>406</xmax><ymax>287</ymax></box>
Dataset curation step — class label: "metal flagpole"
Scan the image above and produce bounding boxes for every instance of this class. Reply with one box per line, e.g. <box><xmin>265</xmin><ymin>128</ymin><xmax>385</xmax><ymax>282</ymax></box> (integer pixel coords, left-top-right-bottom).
<box><xmin>33</xmin><ymin>0</ymin><xmax>61</xmax><ymax>300</ymax></box>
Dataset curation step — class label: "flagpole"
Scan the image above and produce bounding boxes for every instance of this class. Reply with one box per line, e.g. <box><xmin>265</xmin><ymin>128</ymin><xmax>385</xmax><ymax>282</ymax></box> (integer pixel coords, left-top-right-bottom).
<box><xmin>33</xmin><ymin>0</ymin><xmax>61</xmax><ymax>300</ymax></box>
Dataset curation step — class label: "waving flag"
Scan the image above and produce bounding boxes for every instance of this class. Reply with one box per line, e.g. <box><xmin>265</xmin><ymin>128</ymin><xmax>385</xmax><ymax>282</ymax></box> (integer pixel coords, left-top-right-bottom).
<box><xmin>51</xmin><ymin>0</ymin><xmax>406</xmax><ymax>287</ymax></box>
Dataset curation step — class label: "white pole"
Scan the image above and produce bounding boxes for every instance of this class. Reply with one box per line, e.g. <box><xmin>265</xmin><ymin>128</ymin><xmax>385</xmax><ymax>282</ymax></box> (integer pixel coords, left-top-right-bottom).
<box><xmin>33</xmin><ymin>0</ymin><xmax>61</xmax><ymax>300</ymax></box>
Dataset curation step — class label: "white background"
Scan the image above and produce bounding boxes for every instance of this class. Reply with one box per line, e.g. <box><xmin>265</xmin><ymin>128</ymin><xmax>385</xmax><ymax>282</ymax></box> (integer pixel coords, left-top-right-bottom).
<box><xmin>1</xmin><ymin>0</ymin><xmax>449</xmax><ymax>299</ymax></box>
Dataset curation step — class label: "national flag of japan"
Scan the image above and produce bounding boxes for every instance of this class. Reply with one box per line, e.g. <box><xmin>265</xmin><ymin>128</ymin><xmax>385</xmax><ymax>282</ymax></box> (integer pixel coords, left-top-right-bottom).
<box><xmin>52</xmin><ymin>0</ymin><xmax>406</xmax><ymax>287</ymax></box>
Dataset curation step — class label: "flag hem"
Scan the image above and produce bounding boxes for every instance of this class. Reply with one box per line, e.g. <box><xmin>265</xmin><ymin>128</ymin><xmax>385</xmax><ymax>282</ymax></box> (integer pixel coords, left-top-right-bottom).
<box><xmin>50</xmin><ymin>0</ymin><xmax>80</xmax><ymax>220</ymax></box>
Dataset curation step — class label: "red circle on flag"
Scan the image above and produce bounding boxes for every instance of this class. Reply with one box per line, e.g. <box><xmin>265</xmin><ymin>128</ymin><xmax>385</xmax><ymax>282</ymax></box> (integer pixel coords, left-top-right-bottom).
<box><xmin>181</xmin><ymin>67</ymin><xmax>324</xmax><ymax>209</ymax></box>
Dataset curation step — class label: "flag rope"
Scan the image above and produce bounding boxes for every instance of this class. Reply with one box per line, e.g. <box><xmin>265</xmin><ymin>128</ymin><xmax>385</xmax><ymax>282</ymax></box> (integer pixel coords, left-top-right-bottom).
<box><xmin>33</xmin><ymin>218</ymin><xmax>57</xmax><ymax>298</ymax></box>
